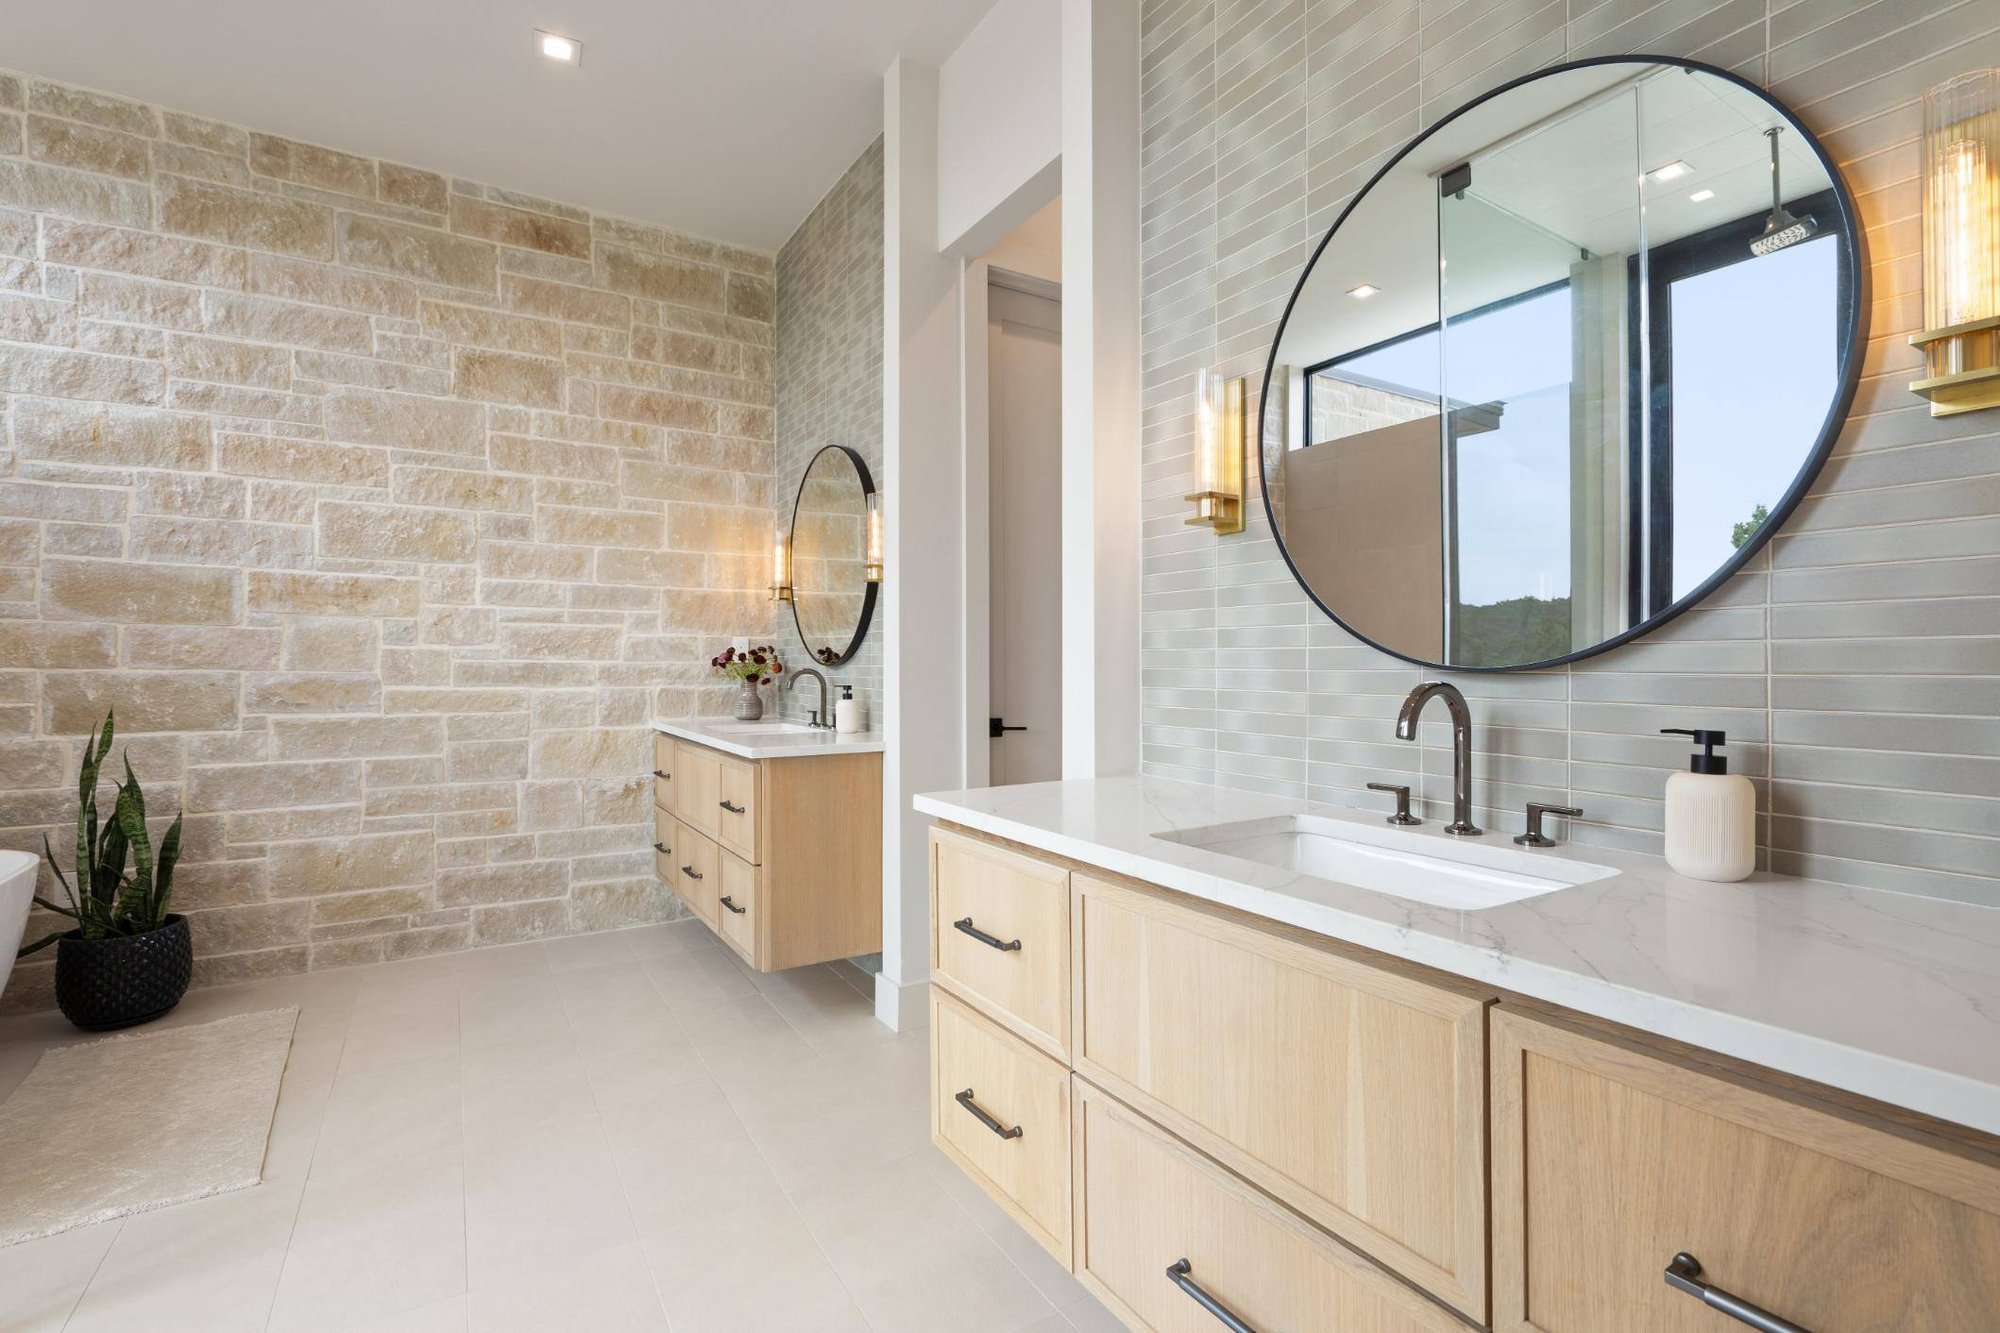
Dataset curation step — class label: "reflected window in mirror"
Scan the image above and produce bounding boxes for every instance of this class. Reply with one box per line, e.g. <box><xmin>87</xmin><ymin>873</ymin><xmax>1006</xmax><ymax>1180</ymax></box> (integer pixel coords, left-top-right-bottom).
<box><xmin>1263</xmin><ymin>57</ymin><xmax>1864</xmax><ymax>671</ymax></box>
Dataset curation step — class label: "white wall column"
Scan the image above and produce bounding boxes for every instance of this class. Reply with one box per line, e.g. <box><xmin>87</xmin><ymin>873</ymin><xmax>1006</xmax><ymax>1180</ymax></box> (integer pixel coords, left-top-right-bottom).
<box><xmin>1059</xmin><ymin>0</ymin><xmax>1142</xmax><ymax>779</ymax></box>
<box><xmin>878</xmin><ymin>57</ymin><xmax>963</xmax><ymax>1031</ymax></box>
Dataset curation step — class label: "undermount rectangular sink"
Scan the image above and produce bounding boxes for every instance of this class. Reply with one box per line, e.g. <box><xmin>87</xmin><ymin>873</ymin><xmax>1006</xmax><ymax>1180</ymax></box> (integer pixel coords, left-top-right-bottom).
<box><xmin>1154</xmin><ymin>814</ymin><xmax>1617</xmax><ymax>911</ymax></box>
<box><xmin>705</xmin><ymin>720</ymin><xmax>820</xmax><ymax>734</ymax></box>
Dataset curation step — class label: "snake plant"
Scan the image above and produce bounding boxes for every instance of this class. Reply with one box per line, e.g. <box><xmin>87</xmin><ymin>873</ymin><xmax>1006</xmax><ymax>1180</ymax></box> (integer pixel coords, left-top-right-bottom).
<box><xmin>16</xmin><ymin>711</ymin><xmax>184</xmax><ymax>956</ymax></box>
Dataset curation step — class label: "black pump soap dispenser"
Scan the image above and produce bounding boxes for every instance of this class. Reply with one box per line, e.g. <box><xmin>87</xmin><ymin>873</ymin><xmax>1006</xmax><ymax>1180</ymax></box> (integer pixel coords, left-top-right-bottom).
<box><xmin>1659</xmin><ymin>728</ymin><xmax>1754</xmax><ymax>881</ymax></box>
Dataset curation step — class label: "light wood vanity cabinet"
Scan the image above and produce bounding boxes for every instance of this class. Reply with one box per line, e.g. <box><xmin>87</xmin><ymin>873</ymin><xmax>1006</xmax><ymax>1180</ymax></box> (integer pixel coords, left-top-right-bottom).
<box><xmin>929</xmin><ymin>826</ymin><xmax>1478</xmax><ymax>1327</ymax></box>
<box><xmin>664</xmin><ymin>813</ymin><xmax>719</xmax><ymax>927</ymax></box>
<box><xmin>654</xmin><ymin>733</ymin><xmax>879</xmax><ymax>970</ymax></box>
<box><xmin>927</xmin><ymin>822</ymin><xmax>2000</xmax><ymax>1333</ymax></box>
<box><xmin>1075</xmin><ymin>875</ymin><xmax>1491</xmax><ymax>1319</ymax></box>
<box><xmin>930</xmin><ymin>831</ymin><xmax>1071</xmax><ymax>1060</ymax></box>
<box><xmin>932</xmin><ymin>989</ymin><xmax>1073</xmax><ymax>1262</ymax></box>
<box><xmin>1074</xmin><ymin>1082</ymin><xmax>1466</xmax><ymax>1333</ymax></box>
<box><xmin>1492</xmin><ymin>1007</ymin><xmax>2000</xmax><ymax>1333</ymax></box>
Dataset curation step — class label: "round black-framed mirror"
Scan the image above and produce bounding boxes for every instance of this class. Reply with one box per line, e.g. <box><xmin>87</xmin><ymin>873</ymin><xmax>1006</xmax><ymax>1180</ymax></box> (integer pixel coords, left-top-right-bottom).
<box><xmin>1258</xmin><ymin>55</ymin><xmax>1868</xmax><ymax>672</ymax></box>
<box><xmin>788</xmin><ymin>444</ymin><xmax>878</xmax><ymax>668</ymax></box>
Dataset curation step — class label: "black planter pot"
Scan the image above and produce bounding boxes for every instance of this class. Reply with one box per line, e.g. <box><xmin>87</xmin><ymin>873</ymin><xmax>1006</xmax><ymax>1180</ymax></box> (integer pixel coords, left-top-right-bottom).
<box><xmin>55</xmin><ymin>915</ymin><xmax>193</xmax><ymax>1031</ymax></box>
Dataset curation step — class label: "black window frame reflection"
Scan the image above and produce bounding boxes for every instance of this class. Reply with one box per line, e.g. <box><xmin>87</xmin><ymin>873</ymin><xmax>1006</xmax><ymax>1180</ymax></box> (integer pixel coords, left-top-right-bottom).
<box><xmin>1628</xmin><ymin>187</ymin><xmax>1849</xmax><ymax>619</ymax></box>
<box><xmin>1299</xmin><ymin>192</ymin><xmax>1852</xmax><ymax>646</ymax></box>
<box><xmin>1301</xmin><ymin>278</ymin><xmax>1573</xmax><ymax>663</ymax></box>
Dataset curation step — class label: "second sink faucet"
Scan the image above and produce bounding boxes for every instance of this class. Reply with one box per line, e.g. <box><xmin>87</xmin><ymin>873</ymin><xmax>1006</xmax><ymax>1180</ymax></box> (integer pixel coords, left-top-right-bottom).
<box><xmin>1395</xmin><ymin>681</ymin><xmax>1482</xmax><ymax>836</ymax></box>
<box><xmin>787</xmin><ymin>666</ymin><xmax>832</xmax><ymax>729</ymax></box>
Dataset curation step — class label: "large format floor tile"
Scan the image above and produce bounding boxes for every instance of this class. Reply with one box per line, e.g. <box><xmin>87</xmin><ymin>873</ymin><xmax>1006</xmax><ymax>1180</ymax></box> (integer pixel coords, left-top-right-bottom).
<box><xmin>0</xmin><ymin>921</ymin><xmax>1112</xmax><ymax>1331</ymax></box>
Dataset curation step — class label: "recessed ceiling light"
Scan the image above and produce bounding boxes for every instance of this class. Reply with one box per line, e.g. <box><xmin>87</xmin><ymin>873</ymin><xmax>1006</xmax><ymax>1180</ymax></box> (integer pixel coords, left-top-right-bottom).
<box><xmin>1688</xmin><ymin>188</ymin><xmax>1716</xmax><ymax>203</ymax></box>
<box><xmin>1348</xmin><ymin>283</ymin><xmax>1380</xmax><ymax>299</ymax></box>
<box><xmin>1647</xmin><ymin>160</ymin><xmax>1692</xmax><ymax>183</ymax></box>
<box><xmin>535</xmin><ymin>30</ymin><xmax>581</xmax><ymax>64</ymax></box>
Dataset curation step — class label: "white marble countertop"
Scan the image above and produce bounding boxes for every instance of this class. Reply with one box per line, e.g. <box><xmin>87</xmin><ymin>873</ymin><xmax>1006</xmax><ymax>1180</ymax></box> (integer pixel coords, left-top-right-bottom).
<box><xmin>914</xmin><ymin>775</ymin><xmax>2000</xmax><ymax>1137</ymax></box>
<box><xmin>654</xmin><ymin>717</ymin><xmax>883</xmax><ymax>760</ymax></box>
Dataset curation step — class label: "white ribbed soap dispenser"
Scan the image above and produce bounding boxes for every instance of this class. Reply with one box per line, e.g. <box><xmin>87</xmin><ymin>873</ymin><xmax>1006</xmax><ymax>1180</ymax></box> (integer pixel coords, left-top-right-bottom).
<box><xmin>834</xmin><ymin>684</ymin><xmax>864</xmax><ymax>734</ymax></box>
<box><xmin>1660</xmin><ymin>728</ymin><xmax>1755</xmax><ymax>882</ymax></box>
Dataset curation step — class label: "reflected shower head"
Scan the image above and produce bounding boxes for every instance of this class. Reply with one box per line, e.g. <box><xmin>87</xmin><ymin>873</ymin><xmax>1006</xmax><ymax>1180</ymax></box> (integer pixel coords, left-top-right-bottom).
<box><xmin>1751</xmin><ymin>126</ymin><xmax>1819</xmax><ymax>256</ymax></box>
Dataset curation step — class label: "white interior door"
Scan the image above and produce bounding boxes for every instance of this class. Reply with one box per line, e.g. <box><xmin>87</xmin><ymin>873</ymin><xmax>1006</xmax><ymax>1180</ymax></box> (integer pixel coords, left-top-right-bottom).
<box><xmin>988</xmin><ymin>278</ymin><xmax>1063</xmax><ymax>786</ymax></box>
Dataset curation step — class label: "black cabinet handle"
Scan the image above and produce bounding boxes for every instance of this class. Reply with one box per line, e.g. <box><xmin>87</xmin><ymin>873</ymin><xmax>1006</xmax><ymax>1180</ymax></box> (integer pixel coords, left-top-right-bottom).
<box><xmin>954</xmin><ymin>1088</ymin><xmax>1022</xmax><ymax>1140</ymax></box>
<box><xmin>652</xmin><ymin>841</ymin><xmax>669</xmax><ymax>854</ymax></box>
<box><xmin>1166</xmin><ymin>1259</ymin><xmax>1256</xmax><ymax>1332</ymax></box>
<box><xmin>652</xmin><ymin>769</ymin><xmax>669</xmax><ymax>779</ymax></box>
<box><xmin>1665</xmin><ymin>1253</ymin><xmax>1810</xmax><ymax>1333</ymax></box>
<box><xmin>720</xmin><ymin>894</ymin><xmax>746</xmax><ymax>915</ymax></box>
<box><xmin>953</xmin><ymin>917</ymin><xmax>1021</xmax><ymax>952</ymax></box>
<box><xmin>680</xmin><ymin>865</ymin><xmax>703</xmax><ymax>881</ymax></box>
<box><xmin>720</xmin><ymin>799</ymin><xmax>745</xmax><ymax>814</ymax></box>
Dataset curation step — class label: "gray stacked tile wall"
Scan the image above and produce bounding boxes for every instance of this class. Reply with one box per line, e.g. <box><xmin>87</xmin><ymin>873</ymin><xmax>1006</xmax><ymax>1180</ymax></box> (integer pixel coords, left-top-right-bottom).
<box><xmin>771</xmin><ymin>138</ymin><xmax>885</xmax><ymax>726</ymax></box>
<box><xmin>1139</xmin><ymin>0</ymin><xmax>2000</xmax><ymax>902</ymax></box>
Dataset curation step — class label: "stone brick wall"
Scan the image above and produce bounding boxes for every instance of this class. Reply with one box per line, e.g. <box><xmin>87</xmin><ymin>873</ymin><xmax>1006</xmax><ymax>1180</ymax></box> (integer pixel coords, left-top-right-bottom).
<box><xmin>0</xmin><ymin>69</ymin><xmax>780</xmax><ymax>1011</ymax></box>
<box><xmin>770</xmin><ymin>138</ymin><xmax>884</xmax><ymax>725</ymax></box>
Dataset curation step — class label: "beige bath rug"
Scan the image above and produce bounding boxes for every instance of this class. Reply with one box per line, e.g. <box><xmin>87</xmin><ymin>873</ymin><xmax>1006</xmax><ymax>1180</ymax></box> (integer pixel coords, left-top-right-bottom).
<box><xmin>0</xmin><ymin>1007</ymin><xmax>298</xmax><ymax>1246</ymax></box>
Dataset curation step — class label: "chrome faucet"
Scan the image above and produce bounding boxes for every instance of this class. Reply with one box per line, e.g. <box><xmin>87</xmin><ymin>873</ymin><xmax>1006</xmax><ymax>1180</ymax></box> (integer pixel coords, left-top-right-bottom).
<box><xmin>787</xmin><ymin>667</ymin><xmax>832</xmax><ymax>729</ymax></box>
<box><xmin>1395</xmin><ymin>681</ymin><xmax>1481</xmax><ymax>836</ymax></box>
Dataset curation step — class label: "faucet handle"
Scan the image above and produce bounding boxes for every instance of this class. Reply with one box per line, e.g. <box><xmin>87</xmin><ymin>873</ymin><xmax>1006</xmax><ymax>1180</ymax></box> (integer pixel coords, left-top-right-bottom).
<box><xmin>1514</xmin><ymin>802</ymin><xmax>1583</xmax><ymax>847</ymax></box>
<box><xmin>1365</xmin><ymin>782</ymin><xmax>1421</xmax><ymax>826</ymax></box>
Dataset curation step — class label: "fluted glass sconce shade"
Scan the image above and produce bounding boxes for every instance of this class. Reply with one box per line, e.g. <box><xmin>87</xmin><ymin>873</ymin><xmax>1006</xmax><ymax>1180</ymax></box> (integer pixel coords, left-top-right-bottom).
<box><xmin>768</xmin><ymin>523</ymin><xmax>793</xmax><ymax>602</ymax></box>
<box><xmin>863</xmin><ymin>491</ymin><xmax>884</xmax><ymax>584</ymax></box>
<box><xmin>1186</xmin><ymin>367</ymin><xmax>1247</xmax><ymax>534</ymax></box>
<box><xmin>1912</xmin><ymin>69</ymin><xmax>2000</xmax><ymax>416</ymax></box>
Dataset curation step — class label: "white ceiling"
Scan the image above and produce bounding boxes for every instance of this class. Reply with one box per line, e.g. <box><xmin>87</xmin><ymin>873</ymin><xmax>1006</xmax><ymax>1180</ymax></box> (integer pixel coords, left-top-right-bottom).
<box><xmin>1</xmin><ymin>0</ymin><xmax>998</xmax><ymax>251</ymax></box>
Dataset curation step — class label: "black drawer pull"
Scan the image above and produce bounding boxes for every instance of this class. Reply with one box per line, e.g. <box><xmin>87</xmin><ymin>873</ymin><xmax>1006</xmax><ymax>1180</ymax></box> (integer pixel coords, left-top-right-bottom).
<box><xmin>680</xmin><ymin>865</ymin><xmax>703</xmax><ymax>881</ymax></box>
<box><xmin>954</xmin><ymin>1088</ymin><xmax>1022</xmax><ymax>1141</ymax></box>
<box><xmin>719</xmin><ymin>799</ymin><xmax>745</xmax><ymax>814</ymax></box>
<box><xmin>652</xmin><ymin>841</ymin><xmax>669</xmax><ymax>854</ymax></box>
<box><xmin>1167</xmin><ymin>1259</ymin><xmax>1256</xmax><ymax>1332</ymax></box>
<box><xmin>953</xmin><ymin>917</ymin><xmax>1021</xmax><ymax>952</ymax></box>
<box><xmin>652</xmin><ymin>769</ymin><xmax>669</xmax><ymax>779</ymax></box>
<box><xmin>720</xmin><ymin>894</ymin><xmax>746</xmax><ymax>915</ymax></box>
<box><xmin>1665</xmin><ymin>1253</ymin><xmax>1810</xmax><ymax>1333</ymax></box>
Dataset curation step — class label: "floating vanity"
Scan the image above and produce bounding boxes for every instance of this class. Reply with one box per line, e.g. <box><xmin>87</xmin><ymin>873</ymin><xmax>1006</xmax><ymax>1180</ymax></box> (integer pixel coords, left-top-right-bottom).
<box><xmin>652</xmin><ymin>718</ymin><xmax>881</xmax><ymax>971</ymax></box>
<box><xmin>916</xmin><ymin>776</ymin><xmax>2000</xmax><ymax>1332</ymax></box>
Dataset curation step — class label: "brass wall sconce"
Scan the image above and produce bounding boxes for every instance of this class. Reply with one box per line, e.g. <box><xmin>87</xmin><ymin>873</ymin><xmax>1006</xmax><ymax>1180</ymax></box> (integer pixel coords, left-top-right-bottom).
<box><xmin>1912</xmin><ymin>69</ymin><xmax>2000</xmax><ymax>417</ymax></box>
<box><xmin>864</xmin><ymin>492</ymin><xmax>884</xmax><ymax>584</ymax></box>
<box><xmin>1186</xmin><ymin>367</ymin><xmax>1247</xmax><ymax>534</ymax></box>
<box><xmin>768</xmin><ymin>523</ymin><xmax>793</xmax><ymax>602</ymax></box>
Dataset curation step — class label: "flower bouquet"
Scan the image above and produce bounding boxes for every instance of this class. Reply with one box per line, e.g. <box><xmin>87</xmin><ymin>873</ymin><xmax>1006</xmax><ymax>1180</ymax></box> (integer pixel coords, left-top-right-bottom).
<box><xmin>712</xmin><ymin>645</ymin><xmax>783</xmax><ymax>720</ymax></box>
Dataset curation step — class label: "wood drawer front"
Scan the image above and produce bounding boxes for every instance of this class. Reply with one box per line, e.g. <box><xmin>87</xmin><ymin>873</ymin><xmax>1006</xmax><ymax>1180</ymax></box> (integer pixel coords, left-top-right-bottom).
<box><xmin>717</xmin><ymin>848</ymin><xmax>757</xmax><ymax>963</ymax></box>
<box><xmin>651</xmin><ymin>734</ymin><xmax>674</xmax><ymax>812</ymax></box>
<box><xmin>673</xmin><ymin>742</ymin><xmax>722</xmax><ymax>842</ymax></box>
<box><xmin>930</xmin><ymin>829</ymin><xmax>1070</xmax><ymax>1060</ymax></box>
<box><xmin>669</xmin><ymin>823</ymin><xmax>720</xmax><ymax>928</ymax></box>
<box><xmin>932</xmin><ymin>990</ymin><xmax>1072</xmax><ymax>1263</ymax></box>
<box><xmin>652</xmin><ymin>805</ymin><xmax>676</xmax><ymax>876</ymax></box>
<box><xmin>1493</xmin><ymin>1008</ymin><xmax>2000</xmax><ymax>1332</ymax></box>
<box><xmin>716</xmin><ymin>755</ymin><xmax>760</xmax><ymax>863</ymax></box>
<box><xmin>1075</xmin><ymin>876</ymin><xmax>1489</xmax><ymax>1320</ymax></box>
<box><xmin>1074</xmin><ymin>1082</ymin><xmax>1464</xmax><ymax>1333</ymax></box>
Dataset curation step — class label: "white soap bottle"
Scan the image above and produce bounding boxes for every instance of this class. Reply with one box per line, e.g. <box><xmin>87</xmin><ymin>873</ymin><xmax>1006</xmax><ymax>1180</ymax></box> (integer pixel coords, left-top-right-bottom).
<box><xmin>834</xmin><ymin>685</ymin><xmax>864</xmax><ymax>734</ymax></box>
<box><xmin>1660</xmin><ymin>728</ymin><xmax>1755</xmax><ymax>882</ymax></box>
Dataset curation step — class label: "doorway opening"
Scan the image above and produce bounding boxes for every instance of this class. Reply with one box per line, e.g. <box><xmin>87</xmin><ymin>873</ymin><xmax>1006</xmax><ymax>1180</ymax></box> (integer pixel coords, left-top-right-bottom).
<box><xmin>979</xmin><ymin>197</ymin><xmax>1063</xmax><ymax>786</ymax></box>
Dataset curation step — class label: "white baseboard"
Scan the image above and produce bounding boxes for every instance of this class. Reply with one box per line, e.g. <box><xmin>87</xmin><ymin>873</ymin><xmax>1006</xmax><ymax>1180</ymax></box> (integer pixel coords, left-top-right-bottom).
<box><xmin>873</xmin><ymin>972</ymin><xmax>931</xmax><ymax>1032</ymax></box>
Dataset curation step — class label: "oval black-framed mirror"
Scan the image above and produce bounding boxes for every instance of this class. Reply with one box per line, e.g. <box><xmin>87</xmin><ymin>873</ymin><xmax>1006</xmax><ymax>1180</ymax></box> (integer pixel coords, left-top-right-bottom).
<box><xmin>1258</xmin><ymin>55</ymin><xmax>1867</xmax><ymax>672</ymax></box>
<box><xmin>789</xmin><ymin>444</ymin><xmax>878</xmax><ymax>668</ymax></box>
